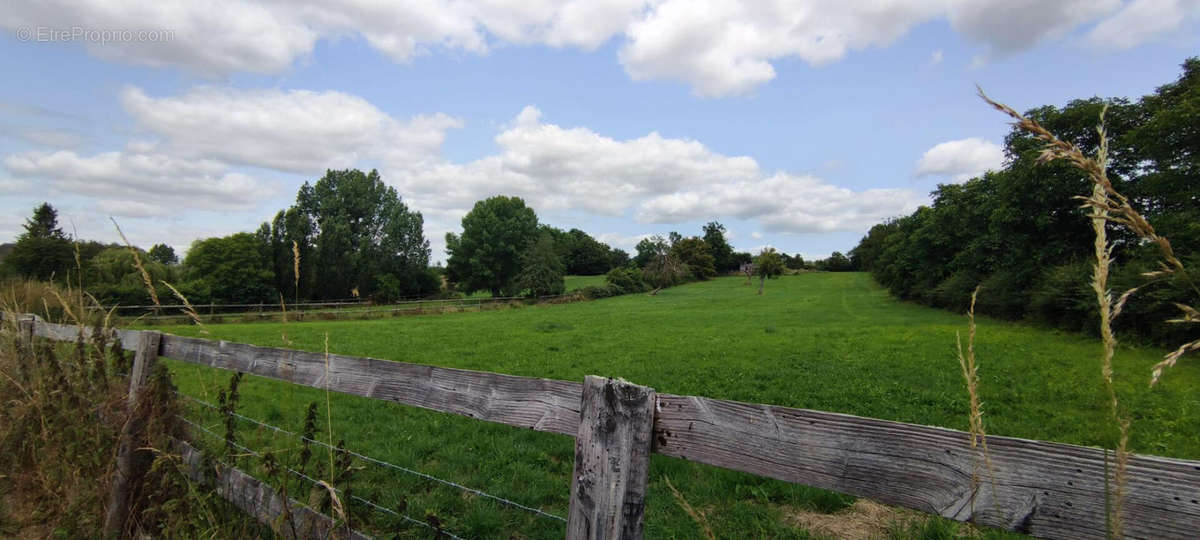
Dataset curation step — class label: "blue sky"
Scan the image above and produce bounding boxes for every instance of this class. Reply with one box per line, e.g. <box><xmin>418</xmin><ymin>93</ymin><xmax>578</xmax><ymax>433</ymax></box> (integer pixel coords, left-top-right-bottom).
<box><xmin>2</xmin><ymin>1</ymin><xmax>1198</xmax><ymax>263</ymax></box>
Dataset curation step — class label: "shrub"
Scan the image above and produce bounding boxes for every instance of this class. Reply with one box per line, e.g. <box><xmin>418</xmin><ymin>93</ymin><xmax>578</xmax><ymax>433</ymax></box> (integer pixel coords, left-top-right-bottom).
<box><xmin>604</xmin><ymin>267</ymin><xmax>646</xmax><ymax>294</ymax></box>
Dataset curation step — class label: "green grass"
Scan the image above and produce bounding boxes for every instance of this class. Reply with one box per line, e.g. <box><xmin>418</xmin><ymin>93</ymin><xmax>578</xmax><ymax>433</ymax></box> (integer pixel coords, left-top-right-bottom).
<box><xmin>563</xmin><ymin>274</ymin><xmax>606</xmax><ymax>291</ymax></box>
<box><xmin>160</xmin><ymin>273</ymin><xmax>1199</xmax><ymax>538</ymax></box>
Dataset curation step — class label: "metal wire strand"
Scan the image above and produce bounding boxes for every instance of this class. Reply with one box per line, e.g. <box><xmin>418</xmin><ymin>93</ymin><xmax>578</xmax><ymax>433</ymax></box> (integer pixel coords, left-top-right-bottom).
<box><xmin>180</xmin><ymin>415</ymin><xmax>464</xmax><ymax>540</ymax></box>
<box><xmin>177</xmin><ymin>391</ymin><xmax>568</xmax><ymax>524</ymax></box>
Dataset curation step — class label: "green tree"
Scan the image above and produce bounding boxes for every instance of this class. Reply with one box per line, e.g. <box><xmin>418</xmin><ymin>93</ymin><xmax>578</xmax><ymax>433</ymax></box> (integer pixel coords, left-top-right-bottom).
<box><xmin>445</xmin><ymin>196</ymin><xmax>539</xmax><ymax>296</ymax></box>
<box><xmin>279</xmin><ymin>169</ymin><xmax>432</xmax><ymax>300</ymax></box>
<box><xmin>702</xmin><ymin>221</ymin><xmax>738</xmax><ymax>273</ymax></box>
<box><xmin>671</xmin><ymin>237</ymin><xmax>716</xmax><ymax>279</ymax></box>
<box><xmin>3</xmin><ymin>202</ymin><xmax>73</xmax><ymax>281</ymax></box>
<box><xmin>641</xmin><ymin>236</ymin><xmax>685</xmax><ymax>291</ymax></box>
<box><xmin>516</xmin><ymin>234</ymin><xmax>566</xmax><ymax>297</ymax></box>
<box><xmin>754</xmin><ymin>248</ymin><xmax>784</xmax><ymax>295</ymax></box>
<box><xmin>183</xmin><ymin>233</ymin><xmax>275</xmax><ymax>303</ymax></box>
<box><xmin>147</xmin><ymin>243</ymin><xmax>178</xmax><ymax>265</ymax></box>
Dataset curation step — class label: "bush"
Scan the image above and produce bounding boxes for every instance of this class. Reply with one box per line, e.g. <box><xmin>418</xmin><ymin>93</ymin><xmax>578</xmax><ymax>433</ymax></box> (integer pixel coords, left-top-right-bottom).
<box><xmin>1029</xmin><ymin>261</ymin><xmax>1095</xmax><ymax>333</ymax></box>
<box><xmin>604</xmin><ymin>267</ymin><xmax>646</xmax><ymax>294</ymax></box>
<box><xmin>577</xmin><ymin>284</ymin><xmax>624</xmax><ymax>300</ymax></box>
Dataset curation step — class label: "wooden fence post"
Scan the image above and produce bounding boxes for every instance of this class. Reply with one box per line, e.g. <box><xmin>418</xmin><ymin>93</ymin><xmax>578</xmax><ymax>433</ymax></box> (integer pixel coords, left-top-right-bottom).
<box><xmin>567</xmin><ymin>376</ymin><xmax>656</xmax><ymax>540</ymax></box>
<box><xmin>103</xmin><ymin>330</ymin><xmax>161</xmax><ymax>538</ymax></box>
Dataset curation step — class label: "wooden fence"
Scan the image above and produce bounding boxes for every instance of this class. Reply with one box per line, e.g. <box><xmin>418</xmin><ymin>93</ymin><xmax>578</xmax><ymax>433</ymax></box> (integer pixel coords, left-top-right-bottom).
<box><xmin>7</xmin><ymin>313</ymin><xmax>1200</xmax><ymax>539</ymax></box>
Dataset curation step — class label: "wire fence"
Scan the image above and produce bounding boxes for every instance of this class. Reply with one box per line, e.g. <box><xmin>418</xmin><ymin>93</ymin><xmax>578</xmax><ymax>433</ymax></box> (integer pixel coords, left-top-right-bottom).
<box><xmin>131</xmin><ymin>293</ymin><xmax>580</xmax><ymax>324</ymax></box>
<box><xmin>177</xmin><ymin>391</ymin><xmax>567</xmax><ymax>538</ymax></box>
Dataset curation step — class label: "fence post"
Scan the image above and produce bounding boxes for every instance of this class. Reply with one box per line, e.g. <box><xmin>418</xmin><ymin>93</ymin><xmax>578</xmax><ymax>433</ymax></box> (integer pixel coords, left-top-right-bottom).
<box><xmin>103</xmin><ymin>330</ymin><xmax>162</xmax><ymax>538</ymax></box>
<box><xmin>567</xmin><ymin>376</ymin><xmax>656</xmax><ymax>540</ymax></box>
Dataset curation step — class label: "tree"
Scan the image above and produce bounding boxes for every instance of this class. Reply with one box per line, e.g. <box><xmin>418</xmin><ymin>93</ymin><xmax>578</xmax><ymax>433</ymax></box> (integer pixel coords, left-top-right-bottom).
<box><xmin>24</xmin><ymin>203</ymin><xmax>66</xmax><ymax>240</ymax></box>
<box><xmin>641</xmin><ymin>236</ymin><xmax>685</xmax><ymax>292</ymax></box>
<box><xmin>276</xmin><ymin>169</ymin><xmax>432</xmax><ymax>300</ymax></box>
<box><xmin>184</xmin><ymin>233</ymin><xmax>275</xmax><ymax>303</ymax></box>
<box><xmin>147</xmin><ymin>244</ymin><xmax>178</xmax><ymax>265</ymax></box>
<box><xmin>634</xmin><ymin>237</ymin><xmax>660</xmax><ymax>267</ymax></box>
<box><xmin>445</xmin><ymin>196</ymin><xmax>539</xmax><ymax>296</ymax></box>
<box><xmin>754</xmin><ymin>248</ymin><xmax>784</xmax><ymax>295</ymax></box>
<box><xmin>702</xmin><ymin>221</ymin><xmax>738</xmax><ymax>273</ymax></box>
<box><xmin>3</xmin><ymin>202</ymin><xmax>73</xmax><ymax>281</ymax></box>
<box><xmin>671</xmin><ymin>237</ymin><xmax>716</xmax><ymax>279</ymax></box>
<box><xmin>516</xmin><ymin>234</ymin><xmax>566</xmax><ymax>297</ymax></box>
<box><xmin>565</xmin><ymin>228</ymin><xmax>612</xmax><ymax>275</ymax></box>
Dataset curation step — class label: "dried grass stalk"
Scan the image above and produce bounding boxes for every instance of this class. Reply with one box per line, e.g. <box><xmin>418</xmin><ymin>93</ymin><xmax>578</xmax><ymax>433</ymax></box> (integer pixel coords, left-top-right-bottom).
<box><xmin>161</xmin><ymin>281</ymin><xmax>209</xmax><ymax>335</ymax></box>
<box><xmin>956</xmin><ymin>286</ymin><xmax>994</xmax><ymax>515</ymax></box>
<box><xmin>979</xmin><ymin>89</ymin><xmax>1137</xmax><ymax>538</ymax></box>
<box><xmin>664</xmin><ymin>476</ymin><xmax>714</xmax><ymax>540</ymax></box>
<box><xmin>978</xmin><ymin>88</ymin><xmax>1198</xmax><ymax>386</ymax></box>
<box><xmin>110</xmin><ymin>218</ymin><xmax>160</xmax><ymax>308</ymax></box>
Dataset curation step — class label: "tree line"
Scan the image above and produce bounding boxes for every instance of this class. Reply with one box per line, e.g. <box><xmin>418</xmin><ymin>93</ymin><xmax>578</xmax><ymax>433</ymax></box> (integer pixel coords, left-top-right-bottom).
<box><xmin>850</xmin><ymin>57</ymin><xmax>1200</xmax><ymax>345</ymax></box>
<box><xmin>3</xmin><ymin>169</ymin><xmax>835</xmax><ymax>306</ymax></box>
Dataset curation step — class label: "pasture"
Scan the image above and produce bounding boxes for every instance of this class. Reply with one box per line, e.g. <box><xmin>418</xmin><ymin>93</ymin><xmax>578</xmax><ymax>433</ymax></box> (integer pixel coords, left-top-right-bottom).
<box><xmin>162</xmin><ymin>273</ymin><xmax>1200</xmax><ymax>538</ymax></box>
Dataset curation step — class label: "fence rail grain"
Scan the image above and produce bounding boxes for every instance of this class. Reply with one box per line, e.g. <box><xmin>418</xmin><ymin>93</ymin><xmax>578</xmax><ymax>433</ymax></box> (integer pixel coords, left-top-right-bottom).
<box><xmin>10</xmin><ymin>314</ymin><xmax>1200</xmax><ymax>539</ymax></box>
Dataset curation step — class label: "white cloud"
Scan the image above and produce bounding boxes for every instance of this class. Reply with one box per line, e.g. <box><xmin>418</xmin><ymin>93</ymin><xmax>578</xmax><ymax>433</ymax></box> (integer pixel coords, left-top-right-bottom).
<box><xmin>945</xmin><ymin>0</ymin><xmax>1121</xmax><ymax>55</ymax></box>
<box><xmin>0</xmin><ymin>179</ymin><xmax>33</xmax><ymax>193</ymax></box>
<box><xmin>3</xmin><ymin>150</ymin><xmax>279</xmax><ymax>215</ymax></box>
<box><xmin>751</xmin><ymin>231</ymin><xmax>763</xmax><ymax>239</ymax></box>
<box><xmin>4</xmin><ymin>0</ymin><xmax>1187</xmax><ymax>97</ymax></box>
<box><xmin>596</xmin><ymin>232</ymin><xmax>653</xmax><ymax>250</ymax></box>
<box><xmin>915</xmin><ymin>137</ymin><xmax>1004</xmax><ymax>181</ymax></box>
<box><xmin>3</xmin><ymin>85</ymin><xmax>923</xmax><ymax>252</ymax></box>
<box><xmin>636</xmin><ymin>172</ymin><xmax>923</xmax><ymax>233</ymax></box>
<box><xmin>930</xmin><ymin>49</ymin><xmax>944</xmax><ymax>65</ymax></box>
<box><xmin>121</xmin><ymin>86</ymin><xmax>459</xmax><ymax>174</ymax></box>
<box><xmin>619</xmin><ymin>0</ymin><xmax>943</xmax><ymax>96</ymax></box>
<box><xmin>1088</xmin><ymin>0</ymin><xmax>1200</xmax><ymax>50</ymax></box>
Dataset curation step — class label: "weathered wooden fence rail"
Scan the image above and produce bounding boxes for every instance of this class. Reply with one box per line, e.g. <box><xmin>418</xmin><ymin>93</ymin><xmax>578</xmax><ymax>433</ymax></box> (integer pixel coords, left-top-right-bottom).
<box><xmin>8</xmin><ymin>314</ymin><xmax>1200</xmax><ymax>539</ymax></box>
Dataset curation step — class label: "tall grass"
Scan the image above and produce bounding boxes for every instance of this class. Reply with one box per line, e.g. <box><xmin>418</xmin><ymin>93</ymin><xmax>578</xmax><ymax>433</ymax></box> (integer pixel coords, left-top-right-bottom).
<box><xmin>0</xmin><ymin>280</ymin><xmax>260</xmax><ymax>537</ymax></box>
<box><xmin>980</xmin><ymin>88</ymin><xmax>1199</xmax><ymax>538</ymax></box>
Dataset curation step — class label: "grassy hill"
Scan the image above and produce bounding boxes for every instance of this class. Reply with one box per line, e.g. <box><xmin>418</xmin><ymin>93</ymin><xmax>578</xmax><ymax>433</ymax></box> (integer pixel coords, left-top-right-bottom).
<box><xmin>160</xmin><ymin>273</ymin><xmax>1198</xmax><ymax>538</ymax></box>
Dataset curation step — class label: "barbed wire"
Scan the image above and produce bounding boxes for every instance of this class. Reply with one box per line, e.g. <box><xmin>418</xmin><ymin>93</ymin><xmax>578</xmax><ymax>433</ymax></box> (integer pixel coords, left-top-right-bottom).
<box><xmin>178</xmin><ymin>391</ymin><xmax>568</xmax><ymax>524</ymax></box>
<box><xmin>180</xmin><ymin>415</ymin><xmax>465</xmax><ymax>540</ymax></box>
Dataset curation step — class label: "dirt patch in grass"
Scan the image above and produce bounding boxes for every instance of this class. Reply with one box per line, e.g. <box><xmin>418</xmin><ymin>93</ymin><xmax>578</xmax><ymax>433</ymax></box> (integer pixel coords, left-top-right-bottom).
<box><xmin>781</xmin><ymin>499</ymin><xmax>916</xmax><ymax>539</ymax></box>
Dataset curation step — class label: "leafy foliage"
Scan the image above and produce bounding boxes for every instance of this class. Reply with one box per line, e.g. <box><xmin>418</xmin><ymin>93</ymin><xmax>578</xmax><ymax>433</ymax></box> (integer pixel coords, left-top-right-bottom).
<box><xmin>3</xmin><ymin>203</ymin><xmax>73</xmax><ymax>282</ymax></box>
<box><xmin>147</xmin><ymin>243</ymin><xmax>178</xmax><ymax>265</ymax></box>
<box><xmin>184</xmin><ymin>233</ymin><xmax>276</xmax><ymax>303</ymax></box>
<box><xmin>516</xmin><ymin>234</ymin><xmax>566</xmax><ymax>297</ymax></box>
<box><xmin>852</xmin><ymin>58</ymin><xmax>1200</xmax><ymax>345</ymax></box>
<box><xmin>446</xmin><ymin>196</ymin><xmax>540</xmax><ymax>296</ymax></box>
<box><xmin>267</xmin><ymin>169</ymin><xmax>434</xmax><ymax>301</ymax></box>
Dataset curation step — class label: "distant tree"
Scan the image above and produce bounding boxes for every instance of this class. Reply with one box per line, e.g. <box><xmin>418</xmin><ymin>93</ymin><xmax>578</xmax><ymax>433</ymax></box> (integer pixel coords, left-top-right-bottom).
<box><xmin>782</xmin><ymin>252</ymin><xmax>806</xmax><ymax>270</ymax></box>
<box><xmin>820</xmin><ymin>251</ymin><xmax>854</xmax><ymax>272</ymax></box>
<box><xmin>183</xmin><ymin>233</ymin><xmax>275</xmax><ymax>303</ymax></box>
<box><xmin>565</xmin><ymin>228</ymin><xmax>613</xmax><ymax>274</ymax></box>
<box><xmin>272</xmin><ymin>169</ymin><xmax>432</xmax><ymax>301</ymax></box>
<box><xmin>147</xmin><ymin>243</ymin><xmax>178</xmax><ymax>265</ymax></box>
<box><xmin>671</xmin><ymin>237</ymin><xmax>716</xmax><ymax>279</ymax></box>
<box><xmin>3</xmin><ymin>202</ymin><xmax>73</xmax><ymax>281</ymax></box>
<box><xmin>516</xmin><ymin>234</ymin><xmax>566</xmax><ymax>297</ymax></box>
<box><xmin>702</xmin><ymin>221</ymin><xmax>738</xmax><ymax>273</ymax></box>
<box><xmin>25</xmin><ymin>203</ymin><xmax>66</xmax><ymax>240</ymax></box>
<box><xmin>634</xmin><ymin>237</ymin><xmax>659</xmax><ymax>267</ymax></box>
<box><xmin>754</xmin><ymin>248</ymin><xmax>784</xmax><ymax>295</ymax></box>
<box><xmin>641</xmin><ymin>236</ymin><xmax>685</xmax><ymax>292</ymax></box>
<box><xmin>445</xmin><ymin>196</ymin><xmax>539</xmax><ymax>296</ymax></box>
<box><xmin>608</xmin><ymin>248</ymin><xmax>631</xmax><ymax>269</ymax></box>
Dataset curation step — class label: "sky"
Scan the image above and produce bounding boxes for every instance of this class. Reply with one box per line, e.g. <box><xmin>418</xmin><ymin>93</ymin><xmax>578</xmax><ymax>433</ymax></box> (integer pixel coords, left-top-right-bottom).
<box><xmin>1</xmin><ymin>1</ymin><xmax>1198</xmax><ymax>263</ymax></box>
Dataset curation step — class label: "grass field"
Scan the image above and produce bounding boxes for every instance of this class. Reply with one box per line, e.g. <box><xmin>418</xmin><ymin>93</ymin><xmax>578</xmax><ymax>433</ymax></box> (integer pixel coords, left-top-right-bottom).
<box><xmin>161</xmin><ymin>273</ymin><xmax>1200</xmax><ymax>538</ymax></box>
